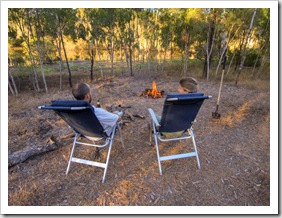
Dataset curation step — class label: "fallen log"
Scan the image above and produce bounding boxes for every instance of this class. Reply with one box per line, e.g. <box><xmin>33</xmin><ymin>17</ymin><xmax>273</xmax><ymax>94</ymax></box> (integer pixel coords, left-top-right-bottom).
<box><xmin>8</xmin><ymin>132</ymin><xmax>72</xmax><ymax>168</ymax></box>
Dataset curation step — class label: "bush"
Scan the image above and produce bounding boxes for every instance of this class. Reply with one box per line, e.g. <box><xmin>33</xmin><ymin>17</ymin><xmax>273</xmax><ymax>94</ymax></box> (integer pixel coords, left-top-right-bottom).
<box><xmin>244</xmin><ymin>49</ymin><xmax>262</xmax><ymax>67</ymax></box>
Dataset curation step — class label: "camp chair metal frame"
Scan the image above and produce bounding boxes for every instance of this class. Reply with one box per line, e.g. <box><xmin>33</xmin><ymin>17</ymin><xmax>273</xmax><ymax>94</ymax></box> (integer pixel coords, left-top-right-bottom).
<box><xmin>39</xmin><ymin>100</ymin><xmax>124</xmax><ymax>183</ymax></box>
<box><xmin>148</xmin><ymin>93</ymin><xmax>211</xmax><ymax>175</ymax></box>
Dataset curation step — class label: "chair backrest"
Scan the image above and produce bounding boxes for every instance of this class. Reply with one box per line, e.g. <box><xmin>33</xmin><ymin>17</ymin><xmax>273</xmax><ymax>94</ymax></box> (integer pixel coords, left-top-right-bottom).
<box><xmin>41</xmin><ymin>100</ymin><xmax>108</xmax><ymax>138</ymax></box>
<box><xmin>159</xmin><ymin>93</ymin><xmax>210</xmax><ymax>132</ymax></box>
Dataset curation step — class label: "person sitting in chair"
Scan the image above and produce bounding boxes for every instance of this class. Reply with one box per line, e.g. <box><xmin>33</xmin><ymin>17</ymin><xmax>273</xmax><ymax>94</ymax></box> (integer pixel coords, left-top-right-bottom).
<box><xmin>178</xmin><ymin>77</ymin><xmax>198</xmax><ymax>94</ymax></box>
<box><xmin>72</xmin><ymin>82</ymin><xmax>122</xmax><ymax>136</ymax></box>
<box><xmin>157</xmin><ymin>77</ymin><xmax>199</xmax><ymax>138</ymax></box>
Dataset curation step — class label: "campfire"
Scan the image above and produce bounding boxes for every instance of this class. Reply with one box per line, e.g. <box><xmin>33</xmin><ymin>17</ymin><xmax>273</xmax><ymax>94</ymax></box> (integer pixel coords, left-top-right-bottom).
<box><xmin>137</xmin><ymin>81</ymin><xmax>164</xmax><ymax>99</ymax></box>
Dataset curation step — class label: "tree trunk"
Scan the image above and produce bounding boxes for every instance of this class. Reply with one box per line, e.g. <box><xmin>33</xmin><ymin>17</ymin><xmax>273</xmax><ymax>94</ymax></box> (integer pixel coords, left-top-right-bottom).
<box><xmin>29</xmin><ymin>49</ymin><xmax>40</xmax><ymax>92</ymax></box>
<box><xmin>257</xmin><ymin>50</ymin><xmax>268</xmax><ymax>76</ymax></box>
<box><xmin>8</xmin><ymin>79</ymin><xmax>15</xmax><ymax>96</ymax></box>
<box><xmin>37</xmin><ymin>44</ymin><xmax>49</xmax><ymax>93</ymax></box>
<box><xmin>60</xmin><ymin>31</ymin><xmax>72</xmax><ymax>88</ymax></box>
<box><xmin>183</xmin><ymin>43</ymin><xmax>189</xmax><ymax>76</ymax></box>
<box><xmin>215</xmin><ymin>44</ymin><xmax>227</xmax><ymax>78</ymax></box>
<box><xmin>25</xmin><ymin>9</ymin><xmax>40</xmax><ymax>92</ymax></box>
<box><xmin>235</xmin><ymin>8</ymin><xmax>257</xmax><ymax>85</ymax></box>
<box><xmin>35</xmin><ymin>10</ymin><xmax>48</xmax><ymax>93</ymax></box>
<box><xmin>55</xmin><ymin>38</ymin><xmax>64</xmax><ymax>90</ymax></box>
<box><xmin>170</xmin><ymin>41</ymin><xmax>173</xmax><ymax>61</ymax></box>
<box><xmin>146</xmin><ymin>39</ymin><xmax>151</xmax><ymax>74</ymax></box>
<box><xmin>96</xmin><ymin>40</ymin><xmax>104</xmax><ymax>79</ymax></box>
<box><xmin>233</xmin><ymin>31</ymin><xmax>246</xmax><ymax>73</ymax></box>
<box><xmin>136</xmin><ymin>16</ymin><xmax>141</xmax><ymax>73</ymax></box>
<box><xmin>225</xmin><ymin>49</ymin><xmax>237</xmax><ymax>78</ymax></box>
<box><xmin>8</xmin><ymin>67</ymin><xmax>18</xmax><ymax>96</ymax></box>
<box><xmin>90</xmin><ymin>39</ymin><xmax>95</xmax><ymax>81</ymax></box>
<box><xmin>123</xmin><ymin>42</ymin><xmax>130</xmax><ymax>74</ymax></box>
<box><xmin>154</xmin><ymin>40</ymin><xmax>158</xmax><ymax>75</ymax></box>
<box><xmin>128</xmin><ymin>22</ymin><xmax>133</xmax><ymax>76</ymax></box>
<box><xmin>110</xmin><ymin>37</ymin><xmax>114</xmax><ymax>76</ymax></box>
<box><xmin>215</xmin><ymin>26</ymin><xmax>240</xmax><ymax>78</ymax></box>
<box><xmin>252</xmin><ymin>17</ymin><xmax>269</xmax><ymax>78</ymax></box>
<box><xmin>161</xmin><ymin>45</ymin><xmax>168</xmax><ymax>74</ymax></box>
<box><xmin>203</xmin><ymin>9</ymin><xmax>216</xmax><ymax>80</ymax></box>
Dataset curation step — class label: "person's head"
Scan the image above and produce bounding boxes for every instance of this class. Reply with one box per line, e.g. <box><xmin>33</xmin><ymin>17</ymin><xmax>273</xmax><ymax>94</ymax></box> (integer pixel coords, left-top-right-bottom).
<box><xmin>178</xmin><ymin>77</ymin><xmax>198</xmax><ymax>93</ymax></box>
<box><xmin>72</xmin><ymin>82</ymin><xmax>92</xmax><ymax>103</ymax></box>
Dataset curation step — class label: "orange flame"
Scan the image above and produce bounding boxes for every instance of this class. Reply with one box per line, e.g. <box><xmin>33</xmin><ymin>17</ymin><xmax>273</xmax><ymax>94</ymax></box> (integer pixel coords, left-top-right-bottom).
<box><xmin>146</xmin><ymin>81</ymin><xmax>162</xmax><ymax>98</ymax></box>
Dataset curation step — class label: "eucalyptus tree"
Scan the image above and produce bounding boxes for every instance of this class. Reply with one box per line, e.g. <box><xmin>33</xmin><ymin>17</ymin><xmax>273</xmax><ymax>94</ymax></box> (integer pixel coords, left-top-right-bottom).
<box><xmin>235</xmin><ymin>8</ymin><xmax>257</xmax><ymax>85</ymax></box>
<box><xmin>202</xmin><ymin>8</ymin><xmax>218</xmax><ymax>80</ymax></box>
<box><xmin>43</xmin><ymin>9</ymin><xmax>64</xmax><ymax>89</ymax></box>
<box><xmin>152</xmin><ymin>9</ymin><xmax>161</xmax><ymax>74</ymax></box>
<box><xmin>33</xmin><ymin>8</ymin><xmax>49</xmax><ymax>93</ymax></box>
<box><xmin>210</xmin><ymin>8</ymin><xmax>251</xmax><ymax>79</ymax></box>
<box><xmin>8</xmin><ymin>18</ymin><xmax>22</xmax><ymax>95</ymax></box>
<box><xmin>95</xmin><ymin>10</ymin><xmax>107</xmax><ymax>78</ymax></box>
<box><xmin>85</xmin><ymin>8</ymin><xmax>109</xmax><ymax>79</ymax></box>
<box><xmin>159</xmin><ymin>8</ymin><xmax>177</xmax><ymax>73</ymax></box>
<box><xmin>251</xmin><ymin>8</ymin><xmax>270</xmax><ymax>78</ymax></box>
<box><xmin>9</xmin><ymin>8</ymin><xmax>40</xmax><ymax>92</ymax></box>
<box><xmin>8</xmin><ymin>67</ymin><xmax>18</xmax><ymax>96</ymax></box>
<box><xmin>81</xmin><ymin>8</ymin><xmax>101</xmax><ymax>80</ymax></box>
<box><xmin>214</xmin><ymin>17</ymin><xmax>241</xmax><ymax>78</ymax></box>
<box><xmin>220</xmin><ymin>8</ymin><xmax>258</xmax><ymax>82</ymax></box>
<box><xmin>101</xmin><ymin>8</ymin><xmax>119</xmax><ymax>76</ymax></box>
<box><xmin>132</xmin><ymin>9</ymin><xmax>143</xmax><ymax>72</ymax></box>
<box><xmin>116</xmin><ymin>8</ymin><xmax>135</xmax><ymax>76</ymax></box>
<box><xmin>76</xmin><ymin>8</ymin><xmax>96</xmax><ymax>81</ymax></box>
<box><xmin>174</xmin><ymin>8</ymin><xmax>204</xmax><ymax>76</ymax></box>
<box><xmin>139</xmin><ymin>9</ymin><xmax>156</xmax><ymax>74</ymax></box>
<box><xmin>46</xmin><ymin>8</ymin><xmax>77</xmax><ymax>88</ymax></box>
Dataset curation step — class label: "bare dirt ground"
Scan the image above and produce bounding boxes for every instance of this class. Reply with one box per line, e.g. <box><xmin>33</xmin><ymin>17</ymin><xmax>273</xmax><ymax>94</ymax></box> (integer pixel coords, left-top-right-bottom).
<box><xmin>8</xmin><ymin>74</ymin><xmax>270</xmax><ymax>207</ymax></box>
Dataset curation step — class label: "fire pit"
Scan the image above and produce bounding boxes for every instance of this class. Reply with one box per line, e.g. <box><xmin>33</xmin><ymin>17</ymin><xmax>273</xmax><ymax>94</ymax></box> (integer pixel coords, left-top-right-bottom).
<box><xmin>137</xmin><ymin>81</ymin><xmax>165</xmax><ymax>99</ymax></box>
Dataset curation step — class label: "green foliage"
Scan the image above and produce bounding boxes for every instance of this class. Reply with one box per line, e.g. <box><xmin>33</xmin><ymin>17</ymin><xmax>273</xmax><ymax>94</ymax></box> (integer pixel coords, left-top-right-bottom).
<box><xmin>244</xmin><ymin>49</ymin><xmax>262</xmax><ymax>67</ymax></box>
<box><xmin>8</xmin><ymin>8</ymin><xmax>270</xmax><ymax>86</ymax></box>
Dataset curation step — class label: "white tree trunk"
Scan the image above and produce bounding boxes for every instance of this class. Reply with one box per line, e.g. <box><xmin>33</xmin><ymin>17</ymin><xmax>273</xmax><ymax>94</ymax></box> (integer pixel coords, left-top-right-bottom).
<box><xmin>235</xmin><ymin>8</ymin><xmax>257</xmax><ymax>85</ymax></box>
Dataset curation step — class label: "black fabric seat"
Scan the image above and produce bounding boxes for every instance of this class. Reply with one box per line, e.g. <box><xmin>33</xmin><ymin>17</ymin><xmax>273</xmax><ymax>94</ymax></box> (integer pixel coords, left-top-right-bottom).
<box><xmin>39</xmin><ymin>100</ymin><xmax>124</xmax><ymax>183</ymax></box>
<box><xmin>148</xmin><ymin>93</ymin><xmax>211</xmax><ymax>175</ymax></box>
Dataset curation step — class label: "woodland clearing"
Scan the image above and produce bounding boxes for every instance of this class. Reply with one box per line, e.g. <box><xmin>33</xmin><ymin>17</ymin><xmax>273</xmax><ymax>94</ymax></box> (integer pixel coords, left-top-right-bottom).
<box><xmin>8</xmin><ymin>69</ymin><xmax>270</xmax><ymax>209</ymax></box>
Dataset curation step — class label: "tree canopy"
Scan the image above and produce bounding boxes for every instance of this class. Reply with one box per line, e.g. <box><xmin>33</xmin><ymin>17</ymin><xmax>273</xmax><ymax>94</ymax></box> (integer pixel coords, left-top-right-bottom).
<box><xmin>8</xmin><ymin>8</ymin><xmax>270</xmax><ymax>93</ymax></box>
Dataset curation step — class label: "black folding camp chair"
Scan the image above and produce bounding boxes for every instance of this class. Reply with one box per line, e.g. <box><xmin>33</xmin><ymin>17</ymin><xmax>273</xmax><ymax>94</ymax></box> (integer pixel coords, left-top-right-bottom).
<box><xmin>39</xmin><ymin>100</ymin><xmax>124</xmax><ymax>183</ymax></box>
<box><xmin>148</xmin><ymin>93</ymin><xmax>211</xmax><ymax>175</ymax></box>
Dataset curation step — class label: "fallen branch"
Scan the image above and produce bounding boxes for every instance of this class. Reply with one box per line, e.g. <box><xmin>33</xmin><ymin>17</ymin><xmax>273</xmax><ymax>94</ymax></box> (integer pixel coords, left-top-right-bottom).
<box><xmin>125</xmin><ymin>111</ymin><xmax>134</xmax><ymax>121</ymax></box>
<box><xmin>133</xmin><ymin>113</ymin><xmax>145</xmax><ymax>119</ymax></box>
<box><xmin>8</xmin><ymin>130</ymin><xmax>73</xmax><ymax>168</ymax></box>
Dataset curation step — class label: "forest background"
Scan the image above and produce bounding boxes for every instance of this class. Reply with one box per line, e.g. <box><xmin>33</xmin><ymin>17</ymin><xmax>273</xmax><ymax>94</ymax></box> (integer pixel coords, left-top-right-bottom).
<box><xmin>7</xmin><ymin>7</ymin><xmax>270</xmax><ymax>94</ymax></box>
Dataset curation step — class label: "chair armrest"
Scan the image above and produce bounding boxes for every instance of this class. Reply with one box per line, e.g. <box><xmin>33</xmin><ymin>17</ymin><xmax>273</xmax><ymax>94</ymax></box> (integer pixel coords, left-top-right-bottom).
<box><xmin>148</xmin><ymin>108</ymin><xmax>161</xmax><ymax>127</ymax></box>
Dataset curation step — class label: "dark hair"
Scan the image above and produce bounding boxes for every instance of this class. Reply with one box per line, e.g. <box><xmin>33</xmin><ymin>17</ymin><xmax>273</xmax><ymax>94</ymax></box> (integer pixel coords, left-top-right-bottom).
<box><xmin>179</xmin><ymin>77</ymin><xmax>198</xmax><ymax>93</ymax></box>
<box><xmin>72</xmin><ymin>83</ymin><xmax>90</xmax><ymax>100</ymax></box>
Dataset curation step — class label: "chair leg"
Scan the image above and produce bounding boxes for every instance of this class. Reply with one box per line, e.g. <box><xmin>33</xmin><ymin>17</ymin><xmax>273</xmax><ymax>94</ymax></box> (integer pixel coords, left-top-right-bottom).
<box><xmin>155</xmin><ymin>139</ymin><xmax>162</xmax><ymax>175</ymax></box>
<box><xmin>189</xmin><ymin>129</ymin><xmax>200</xmax><ymax>169</ymax></box>
<box><xmin>151</xmin><ymin>121</ymin><xmax>162</xmax><ymax>175</ymax></box>
<box><xmin>148</xmin><ymin>122</ymin><xmax>153</xmax><ymax>146</ymax></box>
<box><xmin>102</xmin><ymin>128</ymin><xmax>116</xmax><ymax>183</ymax></box>
<box><xmin>66</xmin><ymin>133</ymin><xmax>80</xmax><ymax>174</ymax></box>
